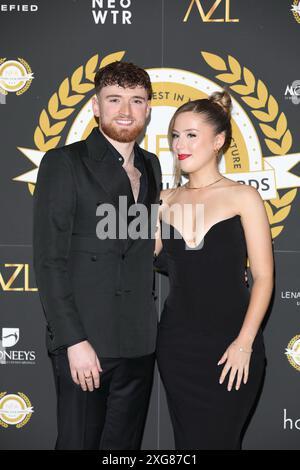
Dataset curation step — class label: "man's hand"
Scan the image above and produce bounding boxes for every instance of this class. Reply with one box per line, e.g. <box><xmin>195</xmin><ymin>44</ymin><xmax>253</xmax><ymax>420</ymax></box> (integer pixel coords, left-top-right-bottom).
<box><xmin>67</xmin><ymin>340</ymin><xmax>102</xmax><ymax>392</ymax></box>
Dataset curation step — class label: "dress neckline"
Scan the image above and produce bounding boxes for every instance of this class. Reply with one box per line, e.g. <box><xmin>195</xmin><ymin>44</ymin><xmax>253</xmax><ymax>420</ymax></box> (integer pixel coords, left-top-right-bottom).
<box><xmin>160</xmin><ymin>214</ymin><xmax>241</xmax><ymax>249</ymax></box>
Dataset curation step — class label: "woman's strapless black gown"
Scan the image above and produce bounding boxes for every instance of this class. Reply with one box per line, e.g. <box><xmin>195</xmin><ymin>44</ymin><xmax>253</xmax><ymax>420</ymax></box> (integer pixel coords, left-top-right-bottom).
<box><xmin>156</xmin><ymin>215</ymin><xmax>266</xmax><ymax>450</ymax></box>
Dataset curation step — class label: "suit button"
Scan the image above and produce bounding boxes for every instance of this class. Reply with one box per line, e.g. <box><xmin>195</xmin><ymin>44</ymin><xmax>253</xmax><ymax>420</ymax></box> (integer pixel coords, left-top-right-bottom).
<box><xmin>115</xmin><ymin>290</ymin><xmax>122</xmax><ymax>296</ymax></box>
<box><xmin>121</xmin><ymin>254</ymin><xmax>125</xmax><ymax>260</ymax></box>
<box><xmin>91</xmin><ymin>255</ymin><xmax>98</xmax><ymax>261</ymax></box>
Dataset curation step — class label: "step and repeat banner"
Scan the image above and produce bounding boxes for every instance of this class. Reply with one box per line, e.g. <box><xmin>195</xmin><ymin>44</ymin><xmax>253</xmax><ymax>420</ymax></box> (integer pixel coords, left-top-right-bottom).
<box><xmin>1</xmin><ymin>0</ymin><xmax>300</xmax><ymax>450</ymax></box>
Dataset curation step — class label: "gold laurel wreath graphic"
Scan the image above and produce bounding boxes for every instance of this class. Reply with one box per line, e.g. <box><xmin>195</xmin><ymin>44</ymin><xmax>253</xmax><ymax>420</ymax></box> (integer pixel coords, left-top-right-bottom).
<box><xmin>201</xmin><ymin>51</ymin><xmax>297</xmax><ymax>239</ymax></box>
<box><xmin>292</xmin><ymin>0</ymin><xmax>300</xmax><ymax>24</ymax></box>
<box><xmin>286</xmin><ymin>335</ymin><xmax>300</xmax><ymax>372</ymax></box>
<box><xmin>0</xmin><ymin>392</ymin><xmax>32</xmax><ymax>428</ymax></box>
<box><xmin>0</xmin><ymin>58</ymin><xmax>33</xmax><ymax>96</ymax></box>
<box><xmin>0</xmin><ymin>392</ymin><xmax>8</xmax><ymax>428</ymax></box>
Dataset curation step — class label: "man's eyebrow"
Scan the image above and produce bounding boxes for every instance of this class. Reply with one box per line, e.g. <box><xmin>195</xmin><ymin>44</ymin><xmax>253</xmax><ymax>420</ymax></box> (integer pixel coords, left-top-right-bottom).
<box><xmin>105</xmin><ymin>94</ymin><xmax>146</xmax><ymax>100</ymax></box>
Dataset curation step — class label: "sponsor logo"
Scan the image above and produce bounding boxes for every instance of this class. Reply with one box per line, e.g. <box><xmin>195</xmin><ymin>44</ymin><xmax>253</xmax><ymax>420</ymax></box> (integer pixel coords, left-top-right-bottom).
<box><xmin>0</xmin><ymin>329</ymin><xmax>36</xmax><ymax>365</ymax></box>
<box><xmin>91</xmin><ymin>0</ymin><xmax>132</xmax><ymax>24</ymax></box>
<box><xmin>0</xmin><ymin>58</ymin><xmax>34</xmax><ymax>96</ymax></box>
<box><xmin>0</xmin><ymin>392</ymin><xmax>33</xmax><ymax>428</ymax></box>
<box><xmin>285</xmin><ymin>335</ymin><xmax>300</xmax><ymax>371</ymax></box>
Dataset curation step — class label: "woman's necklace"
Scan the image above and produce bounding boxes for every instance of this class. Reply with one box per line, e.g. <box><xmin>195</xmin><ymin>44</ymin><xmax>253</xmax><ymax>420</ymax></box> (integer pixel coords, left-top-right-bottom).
<box><xmin>184</xmin><ymin>176</ymin><xmax>224</xmax><ymax>190</ymax></box>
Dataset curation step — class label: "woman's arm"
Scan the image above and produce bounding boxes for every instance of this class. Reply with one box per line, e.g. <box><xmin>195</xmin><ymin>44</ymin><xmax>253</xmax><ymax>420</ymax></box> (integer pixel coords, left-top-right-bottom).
<box><xmin>219</xmin><ymin>184</ymin><xmax>274</xmax><ymax>391</ymax></box>
<box><xmin>236</xmin><ymin>185</ymin><xmax>274</xmax><ymax>348</ymax></box>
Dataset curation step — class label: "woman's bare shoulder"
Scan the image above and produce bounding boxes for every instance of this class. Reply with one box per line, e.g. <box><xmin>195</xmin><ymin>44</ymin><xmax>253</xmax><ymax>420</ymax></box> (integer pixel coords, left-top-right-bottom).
<box><xmin>230</xmin><ymin>181</ymin><xmax>262</xmax><ymax>198</ymax></box>
<box><xmin>220</xmin><ymin>177</ymin><xmax>244</xmax><ymax>188</ymax></box>
<box><xmin>222</xmin><ymin>178</ymin><xmax>261</xmax><ymax>198</ymax></box>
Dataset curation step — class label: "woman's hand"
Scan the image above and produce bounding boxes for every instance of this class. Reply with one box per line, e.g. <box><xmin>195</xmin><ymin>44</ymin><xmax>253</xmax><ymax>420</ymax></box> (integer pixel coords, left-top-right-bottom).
<box><xmin>218</xmin><ymin>339</ymin><xmax>253</xmax><ymax>391</ymax></box>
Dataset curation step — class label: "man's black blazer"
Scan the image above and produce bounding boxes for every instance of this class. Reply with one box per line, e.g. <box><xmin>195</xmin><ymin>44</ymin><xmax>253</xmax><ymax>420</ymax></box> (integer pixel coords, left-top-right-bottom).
<box><xmin>33</xmin><ymin>127</ymin><xmax>162</xmax><ymax>358</ymax></box>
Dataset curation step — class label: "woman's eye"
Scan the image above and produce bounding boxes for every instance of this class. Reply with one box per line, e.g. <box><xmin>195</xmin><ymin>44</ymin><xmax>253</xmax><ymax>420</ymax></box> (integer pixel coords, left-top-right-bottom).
<box><xmin>172</xmin><ymin>133</ymin><xmax>179</xmax><ymax>139</ymax></box>
<box><xmin>187</xmin><ymin>133</ymin><xmax>196</xmax><ymax>138</ymax></box>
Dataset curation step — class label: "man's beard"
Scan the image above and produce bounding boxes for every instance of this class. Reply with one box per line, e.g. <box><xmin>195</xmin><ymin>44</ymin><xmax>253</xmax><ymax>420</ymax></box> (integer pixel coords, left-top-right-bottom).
<box><xmin>101</xmin><ymin>119</ymin><xmax>144</xmax><ymax>143</ymax></box>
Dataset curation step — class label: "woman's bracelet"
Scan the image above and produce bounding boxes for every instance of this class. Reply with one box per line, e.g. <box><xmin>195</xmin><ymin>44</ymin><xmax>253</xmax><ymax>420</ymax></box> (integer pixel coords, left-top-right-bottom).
<box><xmin>238</xmin><ymin>346</ymin><xmax>253</xmax><ymax>354</ymax></box>
<box><xmin>233</xmin><ymin>341</ymin><xmax>253</xmax><ymax>354</ymax></box>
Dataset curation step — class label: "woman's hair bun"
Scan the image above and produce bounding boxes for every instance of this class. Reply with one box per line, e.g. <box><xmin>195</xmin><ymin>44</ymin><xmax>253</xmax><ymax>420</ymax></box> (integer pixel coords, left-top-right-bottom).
<box><xmin>208</xmin><ymin>89</ymin><xmax>232</xmax><ymax>118</ymax></box>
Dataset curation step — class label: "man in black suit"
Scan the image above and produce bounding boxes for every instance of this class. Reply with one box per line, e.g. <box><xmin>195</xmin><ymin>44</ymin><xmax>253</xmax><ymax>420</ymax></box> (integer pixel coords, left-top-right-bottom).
<box><xmin>33</xmin><ymin>61</ymin><xmax>162</xmax><ymax>449</ymax></box>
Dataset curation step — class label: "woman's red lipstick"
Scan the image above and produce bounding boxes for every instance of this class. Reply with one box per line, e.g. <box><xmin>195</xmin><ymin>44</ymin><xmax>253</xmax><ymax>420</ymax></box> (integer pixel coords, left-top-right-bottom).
<box><xmin>178</xmin><ymin>154</ymin><xmax>192</xmax><ymax>161</ymax></box>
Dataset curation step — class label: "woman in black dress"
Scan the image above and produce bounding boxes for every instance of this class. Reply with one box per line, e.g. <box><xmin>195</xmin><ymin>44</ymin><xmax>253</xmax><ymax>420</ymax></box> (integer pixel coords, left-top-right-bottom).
<box><xmin>155</xmin><ymin>90</ymin><xmax>274</xmax><ymax>450</ymax></box>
